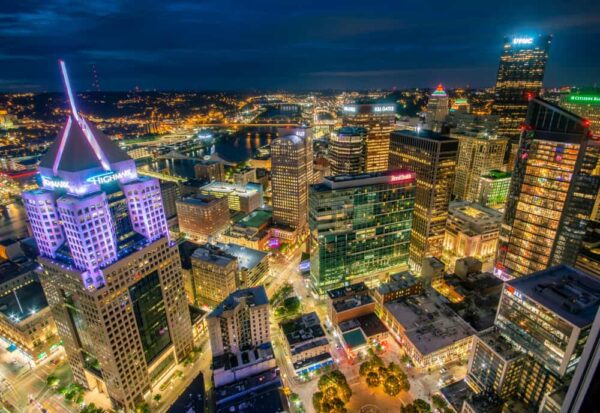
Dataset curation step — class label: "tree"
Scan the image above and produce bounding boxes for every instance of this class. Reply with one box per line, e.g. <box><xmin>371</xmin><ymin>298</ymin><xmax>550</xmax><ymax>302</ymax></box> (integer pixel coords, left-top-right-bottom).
<box><xmin>153</xmin><ymin>394</ymin><xmax>162</xmax><ymax>404</ymax></box>
<box><xmin>135</xmin><ymin>402</ymin><xmax>151</xmax><ymax>413</ymax></box>
<box><xmin>313</xmin><ymin>371</ymin><xmax>352</xmax><ymax>413</ymax></box>
<box><xmin>401</xmin><ymin>399</ymin><xmax>432</xmax><ymax>413</ymax></box>
<box><xmin>366</xmin><ymin>371</ymin><xmax>380</xmax><ymax>387</ymax></box>
<box><xmin>81</xmin><ymin>404</ymin><xmax>105</xmax><ymax>413</ymax></box>
<box><xmin>383</xmin><ymin>375</ymin><xmax>400</xmax><ymax>396</ymax></box>
<box><xmin>46</xmin><ymin>375</ymin><xmax>60</xmax><ymax>388</ymax></box>
<box><xmin>431</xmin><ymin>394</ymin><xmax>448</xmax><ymax>411</ymax></box>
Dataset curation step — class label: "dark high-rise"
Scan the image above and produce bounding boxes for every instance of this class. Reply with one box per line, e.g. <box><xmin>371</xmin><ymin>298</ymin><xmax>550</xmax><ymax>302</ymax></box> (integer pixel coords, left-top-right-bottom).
<box><xmin>492</xmin><ymin>35</ymin><xmax>551</xmax><ymax>166</ymax></box>
<box><xmin>495</xmin><ymin>98</ymin><xmax>600</xmax><ymax>280</ymax></box>
<box><xmin>389</xmin><ymin>130</ymin><xmax>459</xmax><ymax>274</ymax></box>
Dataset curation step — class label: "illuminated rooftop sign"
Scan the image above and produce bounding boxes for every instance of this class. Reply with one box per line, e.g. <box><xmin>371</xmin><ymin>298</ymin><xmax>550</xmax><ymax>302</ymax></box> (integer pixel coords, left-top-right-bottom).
<box><xmin>343</xmin><ymin>105</ymin><xmax>356</xmax><ymax>113</ymax></box>
<box><xmin>389</xmin><ymin>173</ymin><xmax>414</xmax><ymax>184</ymax></box>
<box><xmin>568</xmin><ymin>95</ymin><xmax>600</xmax><ymax>105</ymax></box>
<box><xmin>86</xmin><ymin>169</ymin><xmax>135</xmax><ymax>185</ymax></box>
<box><xmin>512</xmin><ymin>37</ymin><xmax>534</xmax><ymax>45</ymax></box>
<box><xmin>373</xmin><ymin>105</ymin><xmax>395</xmax><ymax>113</ymax></box>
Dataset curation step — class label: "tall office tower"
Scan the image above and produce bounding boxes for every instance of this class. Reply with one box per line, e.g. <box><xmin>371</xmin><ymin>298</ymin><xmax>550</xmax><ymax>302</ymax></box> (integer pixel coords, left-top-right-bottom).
<box><xmin>452</xmin><ymin>133</ymin><xmax>507</xmax><ymax>201</ymax></box>
<box><xmin>23</xmin><ymin>63</ymin><xmax>193</xmax><ymax>411</ymax></box>
<box><xmin>389</xmin><ymin>130</ymin><xmax>459</xmax><ymax>274</ymax></box>
<box><xmin>190</xmin><ymin>244</ymin><xmax>240</xmax><ymax>308</ymax></box>
<box><xmin>342</xmin><ymin>103</ymin><xmax>396</xmax><ymax>172</ymax></box>
<box><xmin>271</xmin><ymin>127</ymin><xmax>312</xmax><ymax>232</ymax></box>
<box><xmin>560</xmin><ymin>89</ymin><xmax>600</xmax><ymax>134</ymax></box>
<box><xmin>495</xmin><ymin>98</ymin><xmax>600</xmax><ymax>280</ymax></box>
<box><xmin>426</xmin><ymin>84</ymin><xmax>450</xmax><ymax>131</ymax></box>
<box><xmin>309</xmin><ymin>171</ymin><xmax>415</xmax><ymax>294</ymax></box>
<box><xmin>492</xmin><ymin>35</ymin><xmax>551</xmax><ymax>167</ymax></box>
<box><xmin>207</xmin><ymin>286</ymin><xmax>270</xmax><ymax>356</ymax></box>
<box><xmin>328</xmin><ymin>126</ymin><xmax>367</xmax><ymax>175</ymax></box>
<box><xmin>574</xmin><ymin>220</ymin><xmax>600</xmax><ymax>279</ymax></box>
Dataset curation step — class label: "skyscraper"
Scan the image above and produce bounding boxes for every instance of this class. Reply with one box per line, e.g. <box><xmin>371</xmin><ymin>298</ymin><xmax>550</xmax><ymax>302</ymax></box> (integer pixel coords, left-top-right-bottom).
<box><xmin>270</xmin><ymin>127</ymin><xmax>312</xmax><ymax>235</ymax></box>
<box><xmin>389</xmin><ymin>129</ymin><xmax>459</xmax><ymax>274</ymax></box>
<box><xmin>560</xmin><ymin>89</ymin><xmax>600</xmax><ymax>134</ymax></box>
<box><xmin>309</xmin><ymin>171</ymin><xmax>415</xmax><ymax>294</ymax></box>
<box><xmin>23</xmin><ymin>62</ymin><xmax>193</xmax><ymax>411</ymax></box>
<box><xmin>426</xmin><ymin>84</ymin><xmax>450</xmax><ymax>131</ymax></box>
<box><xmin>342</xmin><ymin>103</ymin><xmax>396</xmax><ymax>172</ymax></box>
<box><xmin>328</xmin><ymin>126</ymin><xmax>367</xmax><ymax>175</ymax></box>
<box><xmin>492</xmin><ymin>35</ymin><xmax>551</xmax><ymax>166</ymax></box>
<box><xmin>495</xmin><ymin>98</ymin><xmax>600</xmax><ymax>280</ymax></box>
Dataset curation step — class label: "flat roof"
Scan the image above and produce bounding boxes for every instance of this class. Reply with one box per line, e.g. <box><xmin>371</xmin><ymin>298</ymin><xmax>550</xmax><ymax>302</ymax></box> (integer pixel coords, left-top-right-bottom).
<box><xmin>342</xmin><ymin>328</ymin><xmax>367</xmax><ymax>349</ymax></box>
<box><xmin>476</xmin><ymin>328</ymin><xmax>522</xmax><ymax>360</ymax></box>
<box><xmin>236</xmin><ymin>209</ymin><xmax>272</xmax><ymax>229</ymax></box>
<box><xmin>339</xmin><ymin>313</ymin><xmax>388</xmax><ymax>338</ymax></box>
<box><xmin>0</xmin><ymin>281</ymin><xmax>49</xmax><ymax>323</ymax></box>
<box><xmin>178</xmin><ymin>194</ymin><xmax>222</xmax><ymax>207</ymax></box>
<box><xmin>327</xmin><ymin>282</ymin><xmax>369</xmax><ymax>300</ymax></box>
<box><xmin>332</xmin><ymin>294</ymin><xmax>373</xmax><ymax>313</ymax></box>
<box><xmin>313</xmin><ymin>170</ymin><xmax>415</xmax><ymax>191</ymax></box>
<box><xmin>191</xmin><ymin>244</ymin><xmax>237</xmax><ymax>268</ymax></box>
<box><xmin>384</xmin><ymin>290</ymin><xmax>476</xmax><ymax>356</ymax></box>
<box><xmin>168</xmin><ymin>373</ymin><xmax>204</xmax><ymax>413</ymax></box>
<box><xmin>200</xmin><ymin>181</ymin><xmax>262</xmax><ymax>197</ymax></box>
<box><xmin>217</xmin><ymin>242</ymin><xmax>268</xmax><ymax>271</ymax></box>
<box><xmin>392</xmin><ymin>129</ymin><xmax>458</xmax><ymax>142</ymax></box>
<box><xmin>377</xmin><ymin>271</ymin><xmax>420</xmax><ymax>295</ymax></box>
<box><xmin>481</xmin><ymin>169</ymin><xmax>511</xmax><ymax>180</ymax></box>
<box><xmin>280</xmin><ymin>312</ymin><xmax>326</xmax><ymax>346</ymax></box>
<box><xmin>507</xmin><ymin>265</ymin><xmax>600</xmax><ymax>328</ymax></box>
<box><xmin>209</xmin><ymin>286</ymin><xmax>268</xmax><ymax>318</ymax></box>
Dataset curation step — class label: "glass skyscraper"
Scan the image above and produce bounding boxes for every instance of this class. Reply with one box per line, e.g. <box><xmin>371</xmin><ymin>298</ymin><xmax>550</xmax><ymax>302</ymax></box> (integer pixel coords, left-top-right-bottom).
<box><xmin>492</xmin><ymin>35</ymin><xmax>551</xmax><ymax>166</ymax></box>
<box><xmin>308</xmin><ymin>171</ymin><xmax>415</xmax><ymax>294</ymax></box>
<box><xmin>495</xmin><ymin>98</ymin><xmax>600</xmax><ymax>280</ymax></box>
<box><xmin>328</xmin><ymin>126</ymin><xmax>367</xmax><ymax>176</ymax></box>
<box><xmin>22</xmin><ymin>63</ymin><xmax>193</xmax><ymax>411</ymax></box>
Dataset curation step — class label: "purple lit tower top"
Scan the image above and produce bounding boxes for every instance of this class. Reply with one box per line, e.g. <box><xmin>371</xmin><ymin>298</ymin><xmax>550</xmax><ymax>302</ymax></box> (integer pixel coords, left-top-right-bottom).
<box><xmin>23</xmin><ymin>61</ymin><xmax>168</xmax><ymax>287</ymax></box>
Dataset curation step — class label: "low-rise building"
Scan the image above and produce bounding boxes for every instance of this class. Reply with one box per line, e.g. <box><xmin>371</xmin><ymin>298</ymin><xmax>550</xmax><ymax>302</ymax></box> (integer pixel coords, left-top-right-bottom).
<box><xmin>190</xmin><ymin>244</ymin><xmax>240</xmax><ymax>308</ymax></box>
<box><xmin>221</xmin><ymin>209</ymin><xmax>273</xmax><ymax>251</ymax></box>
<box><xmin>194</xmin><ymin>159</ymin><xmax>225</xmax><ymax>182</ymax></box>
<box><xmin>233</xmin><ymin>167</ymin><xmax>258</xmax><ymax>186</ymax></box>
<box><xmin>379</xmin><ymin>289</ymin><xmax>476</xmax><ymax>368</ymax></box>
<box><xmin>217</xmin><ymin>242</ymin><xmax>270</xmax><ymax>287</ymax></box>
<box><xmin>200</xmin><ymin>182</ymin><xmax>263</xmax><ymax>213</ymax></box>
<box><xmin>338</xmin><ymin>313</ymin><xmax>388</xmax><ymax>358</ymax></box>
<box><xmin>372</xmin><ymin>271</ymin><xmax>423</xmax><ymax>310</ymax></box>
<box><xmin>476</xmin><ymin>170</ymin><xmax>511</xmax><ymax>210</ymax></box>
<box><xmin>177</xmin><ymin>195</ymin><xmax>230</xmax><ymax>242</ymax></box>
<box><xmin>280</xmin><ymin>312</ymin><xmax>332</xmax><ymax>376</ymax></box>
<box><xmin>442</xmin><ymin>201</ymin><xmax>502</xmax><ymax>273</ymax></box>
<box><xmin>327</xmin><ymin>283</ymin><xmax>374</xmax><ymax>325</ymax></box>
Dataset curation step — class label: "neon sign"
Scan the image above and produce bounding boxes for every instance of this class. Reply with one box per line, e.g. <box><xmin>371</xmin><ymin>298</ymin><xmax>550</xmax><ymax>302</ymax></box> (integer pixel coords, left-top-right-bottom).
<box><xmin>568</xmin><ymin>95</ymin><xmax>600</xmax><ymax>105</ymax></box>
<box><xmin>389</xmin><ymin>173</ymin><xmax>413</xmax><ymax>184</ymax></box>
<box><xmin>373</xmin><ymin>105</ymin><xmax>395</xmax><ymax>113</ymax></box>
<box><xmin>86</xmin><ymin>169</ymin><xmax>134</xmax><ymax>185</ymax></box>
<box><xmin>343</xmin><ymin>106</ymin><xmax>356</xmax><ymax>113</ymax></box>
<box><xmin>512</xmin><ymin>38</ymin><xmax>533</xmax><ymax>45</ymax></box>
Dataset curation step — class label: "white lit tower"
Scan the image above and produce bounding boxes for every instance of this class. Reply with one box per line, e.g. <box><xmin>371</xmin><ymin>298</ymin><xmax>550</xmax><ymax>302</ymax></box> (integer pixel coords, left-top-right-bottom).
<box><xmin>22</xmin><ymin>61</ymin><xmax>193</xmax><ymax>411</ymax></box>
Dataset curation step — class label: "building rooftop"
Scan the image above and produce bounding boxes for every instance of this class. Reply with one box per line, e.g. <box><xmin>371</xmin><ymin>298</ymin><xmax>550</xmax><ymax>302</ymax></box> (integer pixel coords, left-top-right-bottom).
<box><xmin>440</xmin><ymin>380</ymin><xmax>476</xmax><ymax>412</ymax></box>
<box><xmin>178</xmin><ymin>194</ymin><xmax>223</xmax><ymax>207</ymax></box>
<box><xmin>477</xmin><ymin>328</ymin><xmax>523</xmax><ymax>360</ymax></box>
<box><xmin>342</xmin><ymin>328</ymin><xmax>368</xmax><ymax>350</ymax></box>
<box><xmin>235</xmin><ymin>209</ymin><xmax>272</xmax><ymax>229</ymax></box>
<box><xmin>212</xmin><ymin>342</ymin><xmax>274</xmax><ymax>371</ymax></box>
<box><xmin>200</xmin><ymin>181</ymin><xmax>262</xmax><ymax>197</ymax></box>
<box><xmin>384</xmin><ymin>289</ymin><xmax>476</xmax><ymax>356</ymax></box>
<box><xmin>327</xmin><ymin>282</ymin><xmax>369</xmax><ymax>300</ymax></box>
<box><xmin>377</xmin><ymin>271</ymin><xmax>421</xmax><ymax>295</ymax></box>
<box><xmin>191</xmin><ymin>244</ymin><xmax>237</xmax><ymax>268</ymax></box>
<box><xmin>338</xmin><ymin>313</ymin><xmax>388</xmax><ymax>338</ymax></box>
<box><xmin>313</xmin><ymin>170</ymin><xmax>415</xmax><ymax>191</ymax></box>
<box><xmin>168</xmin><ymin>373</ymin><xmax>204</xmax><ymax>413</ymax></box>
<box><xmin>464</xmin><ymin>391</ymin><xmax>504</xmax><ymax>413</ymax></box>
<box><xmin>209</xmin><ymin>286</ymin><xmax>269</xmax><ymax>318</ymax></box>
<box><xmin>0</xmin><ymin>281</ymin><xmax>49</xmax><ymax>324</ymax></box>
<box><xmin>507</xmin><ymin>265</ymin><xmax>600</xmax><ymax>328</ymax></box>
<box><xmin>335</xmin><ymin>126</ymin><xmax>367</xmax><ymax>136</ymax></box>
<box><xmin>332</xmin><ymin>294</ymin><xmax>373</xmax><ymax>314</ymax></box>
<box><xmin>481</xmin><ymin>169</ymin><xmax>511</xmax><ymax>180</ymax></box>
<box><xmin>0</xmin><ymin>258</ymin><xmax>37</xmax><ymax>284</ymax></box>
<box><xmin>280</xmin><ymin>312</ymin><xmax>326</xmax><ymax>346</ymax></box>
<box><xmin>393</xmin><ymin>129</ymin><xmax>458</xmax><ymax>142</ymax></box>
<box><xmin>216</xmin><ymin>242</ymin><xmax>268</xmax><ymax>271</ymax></box>
<box><xmin>213</xmin><ymin>367</ymin><xmax>288</xmax><ymax>413</ymax></box>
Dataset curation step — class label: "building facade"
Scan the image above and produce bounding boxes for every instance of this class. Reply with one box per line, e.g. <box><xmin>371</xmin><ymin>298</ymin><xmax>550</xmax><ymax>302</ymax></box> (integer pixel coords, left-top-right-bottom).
<box><xmin>426</xmin><ymin>84</ymin><xmax>450</xmax><ymax>131</ymax></box>
<box><xmin>389</xmin><ymin>129</ymin><xmax>459</xmax><ymax>274</ymax></box>
<box><xmin>199</xmin><ymin>182</ymin><xmax>263</xmax><ymax>213</ymax></box>
<box><xmin>190</xmin><ymin>244</ymin><xmax>240</xmax><ymax>308</ymax></box>
<box><xmin>495</xmin><ymin>98</ymin><xmax>600</xmax><ymax>280</ymax></box>
<box><xmin>23</xmin><ymin>64</ymin><xmax>192</xmax><ymax>411</ymax></box>
<box><xmin>176</xmin><ymin>195</ymin><xmax>230</xmax><ymax>242</ymax></box>
<box><xmin>328</xmin><ymin>126</ymin><xmax>367</xmax><ymax>176</ymax></box>
<box><xmin>309</xmin><ymin>171</ymin><xmax>415</xmax><ymax>294</ymax></box>
<box><xmin>271</xmin><ymin>127</ymin><xmax>312</xmax><ymax>232</ymax></box>
<box><xmin>194</xmin><ymin>160</ymin><xmax>225</xmax><ymax>182</ymax></box>
<box><xmin>342</xmin><ymin>103</ymin><xmax>396</xmax><ymax>172</ymax></box>
<box><xmin>477</xmin><ymin>170</ymin><xmax>511</xmax><ymax>210</ymax></box>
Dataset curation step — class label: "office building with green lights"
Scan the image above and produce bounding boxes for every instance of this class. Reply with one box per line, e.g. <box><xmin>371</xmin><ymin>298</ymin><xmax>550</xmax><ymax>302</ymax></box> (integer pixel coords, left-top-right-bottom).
<box><xmin>309</xmin><ymin>171</ymin><xmax>415</xmax><ymax>294</ymax></box>
<box><xmin>560</xmin><ymin>90</ymin><xmax>600</xmax><ymax>134</ymax></box>
<box><xmin>477</xmin><ymin>170</ymin><xmax>511</xmax><ymax>210</ymax></box>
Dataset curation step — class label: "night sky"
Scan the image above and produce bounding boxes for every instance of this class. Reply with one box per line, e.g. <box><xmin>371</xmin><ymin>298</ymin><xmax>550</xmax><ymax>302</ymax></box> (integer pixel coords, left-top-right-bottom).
<box><xmin>0</xmin><ymin>0</ymin><xmax>599</xmax><ymax>92</ymax></box>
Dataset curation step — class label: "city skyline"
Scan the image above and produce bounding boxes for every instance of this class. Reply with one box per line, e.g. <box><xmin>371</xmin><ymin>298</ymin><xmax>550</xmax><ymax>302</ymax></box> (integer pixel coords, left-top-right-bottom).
<box><xmin>0</xmin><ymin>0</ymin><xmax>599</xmax><ymax>91</ymax></box>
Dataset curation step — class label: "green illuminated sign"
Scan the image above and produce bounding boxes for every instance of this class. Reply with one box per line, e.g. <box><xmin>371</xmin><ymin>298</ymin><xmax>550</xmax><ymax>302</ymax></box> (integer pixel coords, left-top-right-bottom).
<box><xmin>568</xmin><ymin>95</ymin><xmax>600</xmax><ymax>105</ymax></box>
